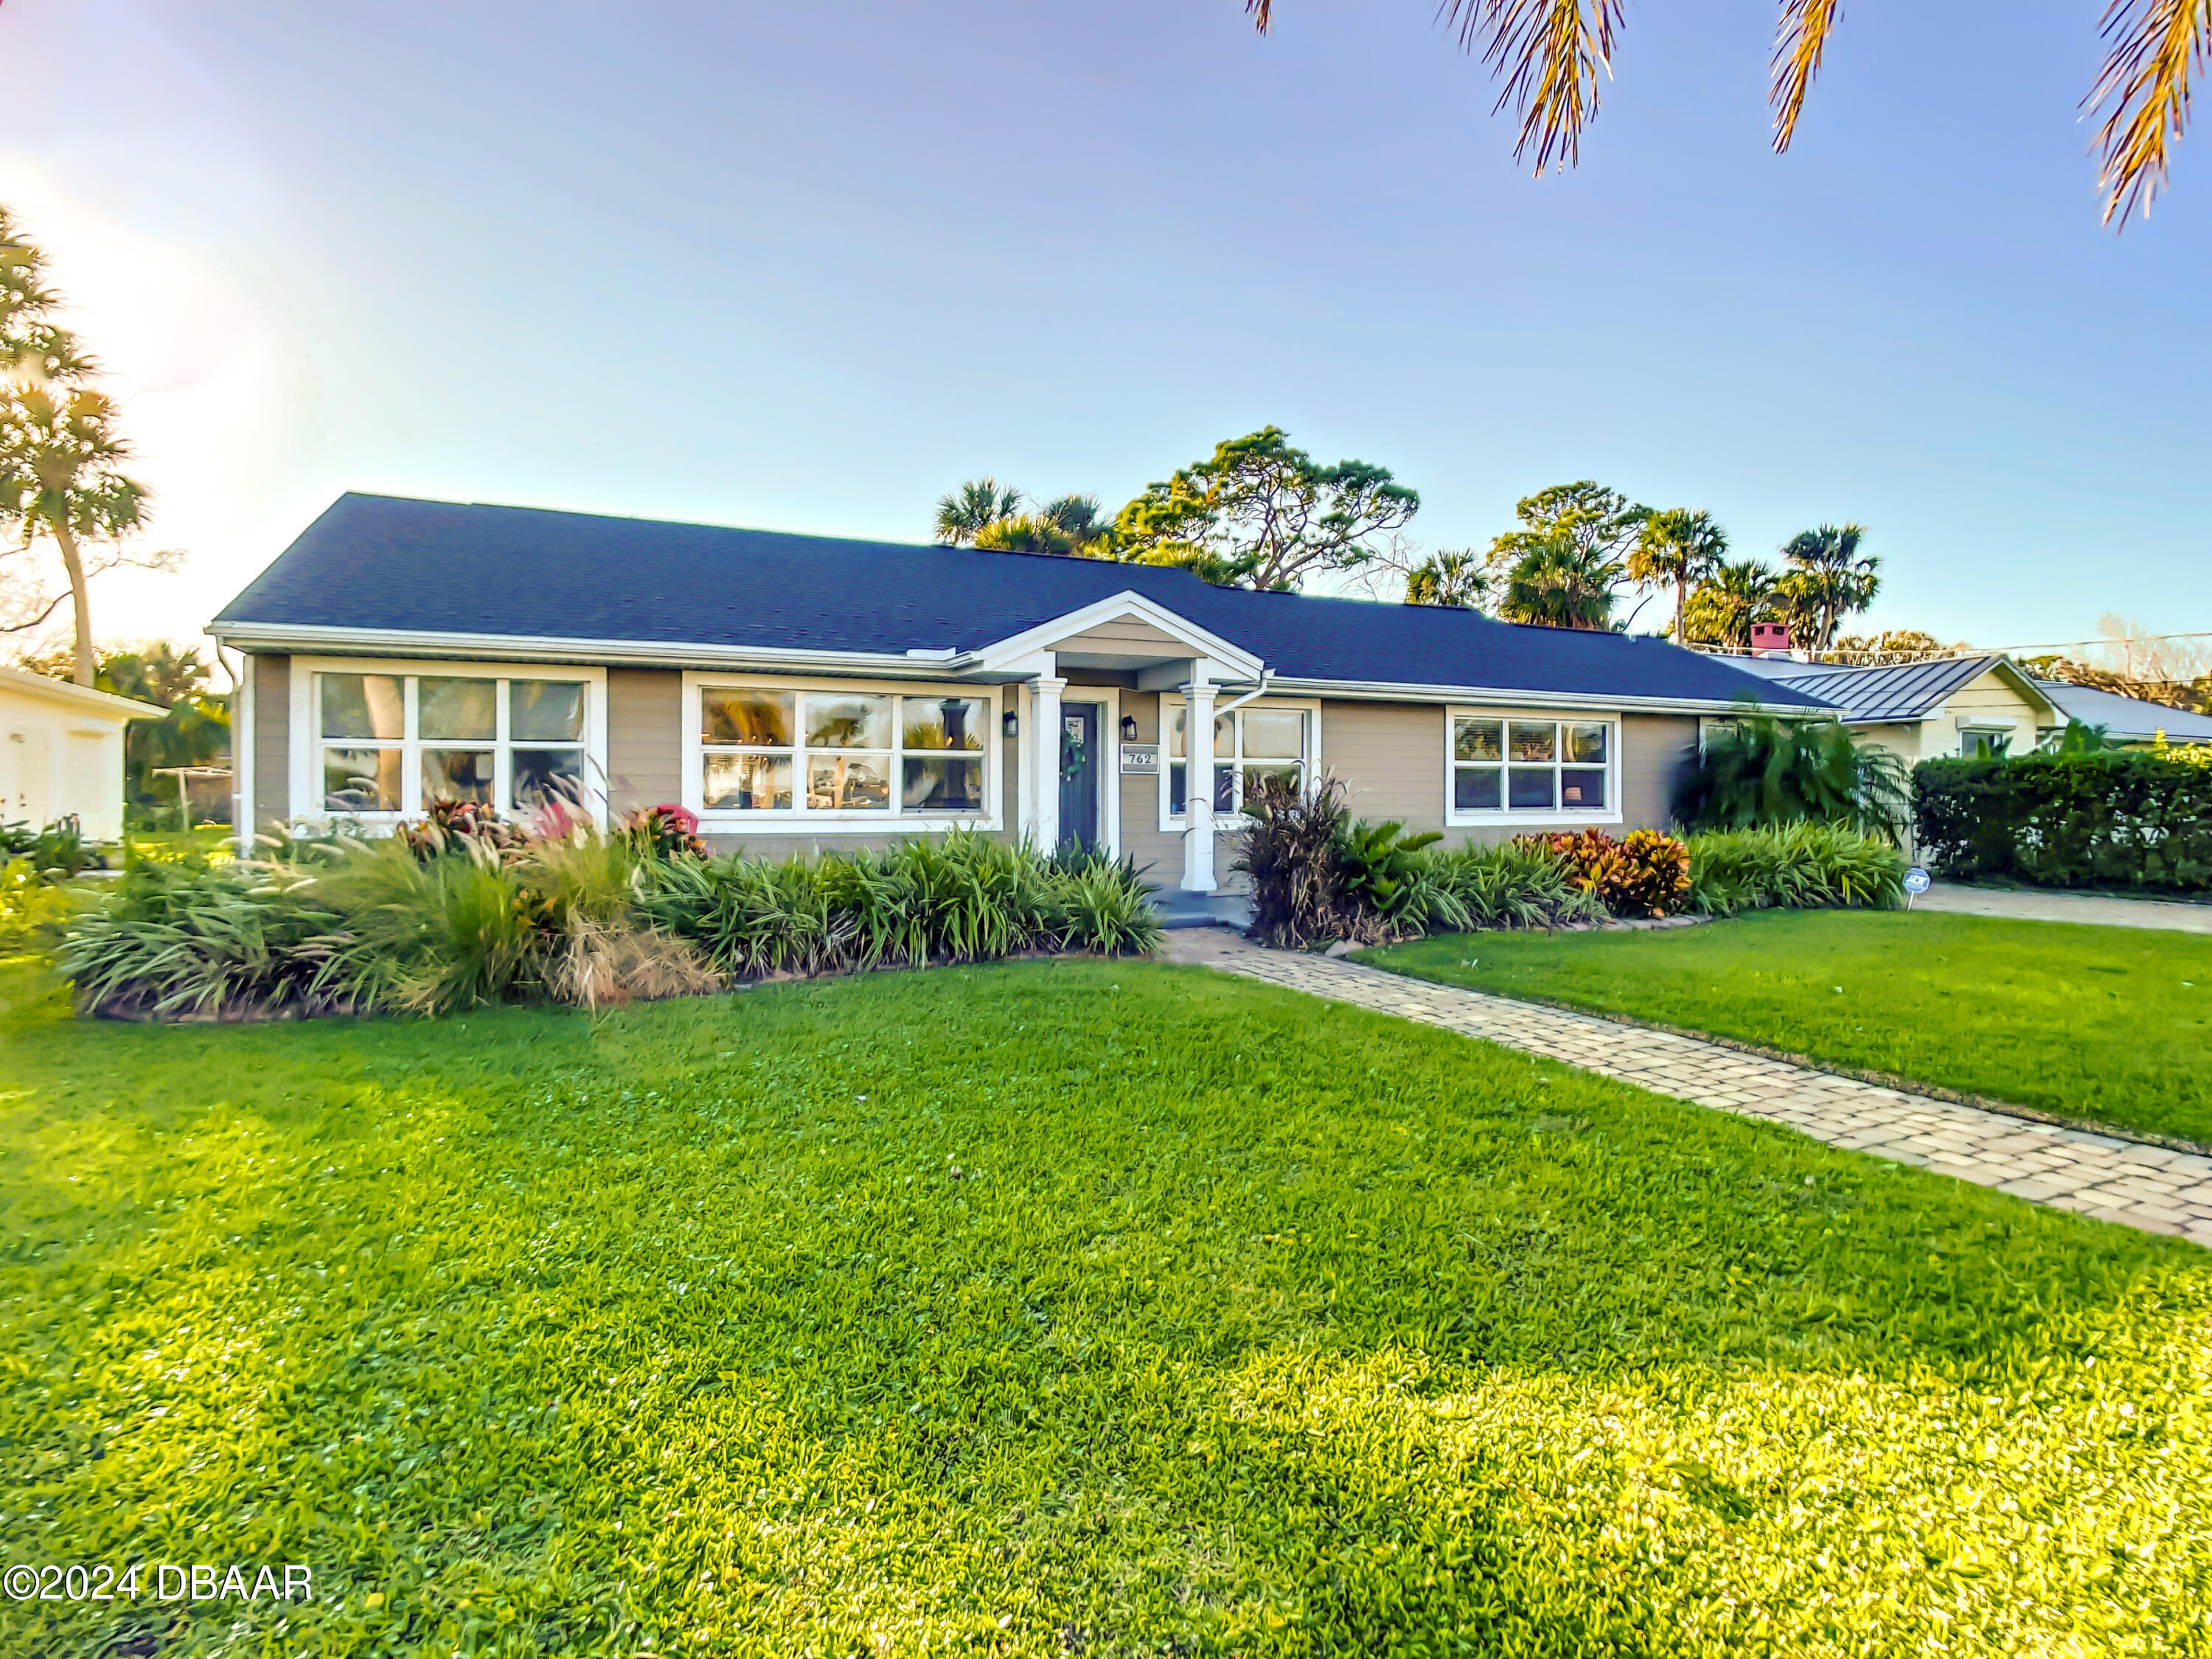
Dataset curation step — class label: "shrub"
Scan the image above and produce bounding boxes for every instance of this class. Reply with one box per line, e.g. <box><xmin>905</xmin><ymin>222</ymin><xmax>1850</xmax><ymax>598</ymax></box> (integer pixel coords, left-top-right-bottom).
<box><xmin>1512</xmin><ymin>827</ymin><xmax>1690</xmax><ymax>918</ymax></box>
<box><xmin>1674</xmin><ymin>712</ymin><xmax>1910</xmax><ymax>841</ymax></box>
<box><xmin>1233</xmin><ymin>774</ymin><xmax>1359</xmax><ymax>948</ymax></box>
<box><xmin>0</xmin><ymin>856</ymin><xmax>78</xmax><ymax>950</ymax></box>
<box><xmin>1913</xmin><ymin>752</ymin><xmax>2212</xmax><ymax>894</ymax></box>
<box><xmin>1428</xmin><ymin>841</ymin><xmax>1607</xmax><ymax>930</ymax></box>
<box><xmin>1686</xmin><ymin>824</ymin><xmax>1905</xmax><ymax>917</ymax></box>
<box><xmin>619</xmin><ymin>802</ymin><xmax>708</xmax><ymax>861</ymax></box>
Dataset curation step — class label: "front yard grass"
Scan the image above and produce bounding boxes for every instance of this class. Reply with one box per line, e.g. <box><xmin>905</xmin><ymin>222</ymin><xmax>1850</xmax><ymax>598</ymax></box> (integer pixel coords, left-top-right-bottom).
<box><xmin>1363</xmin><ymin>911</ymin><xmax>2212</xmax><ymax>1147</ymax></box>
<box><xmin>3</xmin><ymin>953</ymin><xmax>2209</xmax><ymax>1656</ymax></box>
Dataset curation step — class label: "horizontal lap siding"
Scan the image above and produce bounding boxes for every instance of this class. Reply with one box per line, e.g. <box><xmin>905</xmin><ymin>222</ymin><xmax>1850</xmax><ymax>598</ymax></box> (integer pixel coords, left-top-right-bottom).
<box><xmin>1116</xmin><ymin>690</ymin><xmax>1184</xmax><ymax>888</ymax></box>
<box><xmin>252</xmin><ymin>654</ymin><xmax>289</xmax><ymax>830</ymax></box>
<box><xmin>1618</xmin><ymin>714</ymin><xmax>1698</xmax><ymax>830</ymax></box>
<box><xmin>606</xmin><ymin>669</ymin><xmax>682</xmax><ymax>813</ymax></box>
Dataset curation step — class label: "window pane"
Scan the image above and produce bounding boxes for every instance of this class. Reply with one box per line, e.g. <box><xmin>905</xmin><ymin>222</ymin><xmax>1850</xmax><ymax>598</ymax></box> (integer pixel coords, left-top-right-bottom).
<box><xmin>419</xmin><ymin>677</ymin><xmax>495</xmax><ymax>742</ymax></box>
<box><xmin>805</xmin><ymin>694</ymin><xmax>891</xmax><ymax>751</ymax></box>
<box><xmin>1454</xmin><ymin>765</ymin><xmax>1501</xmax><ymax>812</ymax></box>
<box><xmin>703</xmin><ymin>688</ymin><xmax>793</xmax><ymax>746</ymax></box>
<box><xmin>1242</xmin><ymin>709</ymin><xmax>1304</xmax><ymax>760</ymax></box>
<box><xmin>1214</xmin><ymin>767</ymin><xmax>1235</xmax><ymax>813</ymax></box>
<box><xmin>319</xmin><ymin>674</ymin><xmax>403</xmax><ymax>741</ymax></box>
<box><xmin>1242</xmin><ymin>762</ymin><xmax>1301</xmax><ymax>801</ymax></box>
<box><xmin>1169</xmin><ymin>760</ymin><xmax>1186</xmax><ymax>813</ymax></box>
<box><xmin>1509</xmin><ymin>721</ymin><xmax>1557</xmax><ymax>762</ymax></box>
<box><xmin>512</xmin><ymin>681</ymin><xmax>586</xmax><ymax>742</ymax></box>
<box><xmin>808</xmin><ymin>754</ymin><xmax>890</xmax><ymax>811</ymax></box>
<box><xmin>1560</xmin><ymin>767</ymin><xmax>1607</xmax><ymax>810</ymax></box>
<box><xmin>1508</xmin><ymin>768</ymin><xmax>1557</xmax><ymax>810</ymax></box>
<box><xmin>1565</xmin><ymin>722</ymin><xmax>1609</xmax><ymax>763</ymax></box>
<box><xmin>902</xmin><ymin>696</ymin><xmax>987</xmax><ymax>752</ymax></box>
<box><xmin>512</xmin><ymin>747</ymin><xmax>584</xmax><ymax>810</ymax></box>
<box><xmin>1167</xmin><ymin>706</ymin><xmax>1186</xmax><ymax>759</ymax></box>
<box><xmin>902</xmin><ymin>756</ymin><xmax>987</xmax><ymax>813</ymax></box>
<box><xmin>323</xmin><ymin>747</ymin><xmax>400</xmax><ymax>812</ymax></box>
<box><xmin>422</xmin><ymin>748</ymin><xmax>495</xmax><ymax>805</ymax></box>
<box><xmin>1453</xmin><ymin>717</ymin><xmax>1503</xmax><ymax>762</ymax></box>
<box><xmin>1214</xmin><ymin>714</ymin><xmax>1234</xmax><ymax>759</ymax></box>
<box><xmin>703</xmin><ymin>752</ymin><xmax>793</xmax><ymax>810</ymax></box>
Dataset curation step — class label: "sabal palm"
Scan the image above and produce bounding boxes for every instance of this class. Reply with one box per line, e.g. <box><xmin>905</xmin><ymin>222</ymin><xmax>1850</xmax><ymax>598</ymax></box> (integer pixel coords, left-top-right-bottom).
<box><xmin>1627</xmin><ymin>507</ymin><xmax>1728</xmax><ymax>647</ymax></box>
<box><xmin>0</xmin><ymin>383</ymin><xmax>147</xmax><ymax>685</ymax></box>
<box><xmin>1683</xmin><ymin>557</ymin><xmax>1781</xmax><ymax>651</ymax></box>
<box><xmin>1243</xmin><ymin>0</ymin><xmax>2205</xmax><ymax>224</ymax></box>
<box><xmin>1498</xmin><ymin>535</ymin><xmax>1618</xmax><ymax>630</ymax></box>
<box><xmin>1777</xmin><ymin>522</ymin><xmax>1879</xmax><ymax>655</ymax></box>
<box><xmin>933</xmin><ymin>478</ymin><xmax>1021</xmax><ymax>546</ymax></box>
<box><xmin>1404</xmin><ymin>548</ymin><xmax>1488</xmax><ymax>607</ymax></box>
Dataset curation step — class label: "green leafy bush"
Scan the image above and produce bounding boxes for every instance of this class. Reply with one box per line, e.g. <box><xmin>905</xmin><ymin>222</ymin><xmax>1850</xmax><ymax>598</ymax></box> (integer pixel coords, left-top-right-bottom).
<box><xmin>1428</xmin><ymin>841</ymin><xmax>1607</xmax><ymax>930</ymax></box>
<box><xmin>1674</xmin><ymin>712</ymin><xmax>1909</xmax><ymax>841</ymax></box>
<box><xmin>1686</xmin><ymin>824</ymin><xmax>1905</xmax><ymax>917</ymax></box>
<box><xmin>1913</xmin><ymin>751</ymin><xmax>2212</xmax><ymax>893</ymax></box>
<box><xmin>0</xmin><ymin>856</ymin><xmax>79</xmax><ymax>950</ymax></box>
<box><xmin>1512</xmin><ymin>827</ymin><xmax>1691</xmax><ymax>918</ymax></box>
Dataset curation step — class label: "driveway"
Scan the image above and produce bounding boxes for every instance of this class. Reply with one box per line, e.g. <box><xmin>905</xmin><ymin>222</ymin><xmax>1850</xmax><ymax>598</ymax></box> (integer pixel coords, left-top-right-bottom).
<box><xmin>1916</xmin><ymin>882</ymin><xmax>2212</xmax><ymax>933</ymax></box>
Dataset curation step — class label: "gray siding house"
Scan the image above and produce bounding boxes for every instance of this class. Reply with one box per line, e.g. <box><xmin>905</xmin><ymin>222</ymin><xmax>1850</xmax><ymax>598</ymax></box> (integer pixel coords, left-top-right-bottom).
<box><xmin>211</xmin><ymin>494</ymin><xmax>1826</xmax><ymax>894</ymax></box>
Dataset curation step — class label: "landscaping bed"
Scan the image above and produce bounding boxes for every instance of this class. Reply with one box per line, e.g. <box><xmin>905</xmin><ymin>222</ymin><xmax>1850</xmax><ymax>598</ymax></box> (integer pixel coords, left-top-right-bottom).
<box><xmin>4</xmin><ymin>955</ymin><xmax>2209</xmax><ymax>1656</ymax></box>
<box><xmin>1363</xmin><ymin>910</ymin><xmax>2212</xmax><ymax>1147</ymax></box>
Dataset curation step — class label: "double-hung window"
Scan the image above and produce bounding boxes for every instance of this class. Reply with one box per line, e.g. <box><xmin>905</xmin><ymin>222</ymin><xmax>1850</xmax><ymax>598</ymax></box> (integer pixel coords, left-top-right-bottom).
<box><xmin>694</xmin><ymin>682</ymin><xmax>992</xmax><ymax>824</ymax></box>
<box><xmin>1163</xmin><ymin>700</ymin><xmax>1314</xmax><ymax>819</ymax></box>
<box><xmin>1447</xmin><ymin>712</ymin><xmax>1617</xmax><ymax>823</ymax></box>
<box><xmin>311</xmin><ymin>667</ymin><xmax>594</xmax><ymax>818</ymax></box>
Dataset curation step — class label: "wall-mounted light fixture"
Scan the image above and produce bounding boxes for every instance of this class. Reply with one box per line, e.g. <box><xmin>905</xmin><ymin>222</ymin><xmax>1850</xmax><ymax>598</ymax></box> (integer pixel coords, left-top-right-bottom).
<box><xmin>1120</xmin><ymin>714</ymin><xmax>1139</xmax><ymax>742</ymax></box>
<box><xmin>1002</xmin><ymin>709</ymin><xmax>1019</xmax><ymax>740</ymax></box>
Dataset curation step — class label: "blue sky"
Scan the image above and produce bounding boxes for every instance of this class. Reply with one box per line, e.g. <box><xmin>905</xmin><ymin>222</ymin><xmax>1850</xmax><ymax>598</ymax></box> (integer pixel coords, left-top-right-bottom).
<box><xmin>4</xmin><ymin>0</ymin><xmax>2207</xmax><ymax>656</ymax></box>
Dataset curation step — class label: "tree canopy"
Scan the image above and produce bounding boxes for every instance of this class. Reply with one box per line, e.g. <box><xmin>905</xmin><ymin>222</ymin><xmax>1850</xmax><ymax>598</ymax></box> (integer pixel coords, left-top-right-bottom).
<box><xmin>1110</xmin><ymin>426</ymin><xmax>1419</xmax><ymax>590</ymax></box>
<box><xmin>1402</xmin><ymin>548</ymin><xmax>1489</xmax><ymax>608</ymax></box>
<box><xmin>1627</xmin><ymin>507</ymin><xmax>1729</xmax><ymax>646</ymax></box>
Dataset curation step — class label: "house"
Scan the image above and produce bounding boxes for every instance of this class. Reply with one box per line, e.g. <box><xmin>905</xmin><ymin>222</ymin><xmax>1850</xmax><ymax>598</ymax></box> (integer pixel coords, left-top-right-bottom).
<box><xmin>0</xmin><ymin>664</ymin><xmax>169</xmax><ymax>841</ymax></box>
<box><xmin>2031</xmin><ymin>678</ymin><xmax>2212</xmax><ymax>748</ymax></box>
<box><xmin>209</xmin><ymin>493</ymin><xmax>1829</xmax><ymax>898</ymax></box>
<box><xmin>1703</xmin><ymin>653</ymin><xmax>2060</xmax><ymax>767</ymax></box>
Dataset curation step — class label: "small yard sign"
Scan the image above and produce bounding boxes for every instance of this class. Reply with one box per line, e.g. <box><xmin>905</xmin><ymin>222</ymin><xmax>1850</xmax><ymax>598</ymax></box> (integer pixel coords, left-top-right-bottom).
<box><xmin>1904</xmin><ymin>866</ymin><xmax>1930</xmax><ymax>905</ymax></box>
<box><xmin>1120</xmin><ymin>743</ymin><xmax>1159</xmax><ymax>776</ymax></box>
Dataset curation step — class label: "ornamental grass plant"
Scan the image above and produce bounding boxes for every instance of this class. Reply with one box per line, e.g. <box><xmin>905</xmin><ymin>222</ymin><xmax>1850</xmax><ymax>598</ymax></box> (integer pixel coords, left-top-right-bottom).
<box><xmin>1687</xmin><ymin>823</ymin><xmax>1907</xmax><ymax>917</ymax></box>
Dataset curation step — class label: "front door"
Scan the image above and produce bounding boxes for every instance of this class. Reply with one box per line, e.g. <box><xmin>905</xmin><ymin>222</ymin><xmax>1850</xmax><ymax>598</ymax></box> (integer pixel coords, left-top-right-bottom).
<box><xmin>1057</xmin><ymin>703</ymin><xmax>1101</xmax><ymax>849</ymax></box>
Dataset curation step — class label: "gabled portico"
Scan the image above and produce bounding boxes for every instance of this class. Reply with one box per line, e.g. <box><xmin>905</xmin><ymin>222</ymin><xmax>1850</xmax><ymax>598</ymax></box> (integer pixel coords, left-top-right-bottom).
<box><xmin>971</xmin><ymin>591</ymin><xmax>1267</xmax><ymax>890</ymax></box>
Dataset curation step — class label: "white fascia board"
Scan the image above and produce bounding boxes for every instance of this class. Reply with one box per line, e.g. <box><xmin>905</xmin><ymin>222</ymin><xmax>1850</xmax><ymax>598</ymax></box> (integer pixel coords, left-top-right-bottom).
<box><xmin>0</xmin><ymin>664</ymin><xmax>167</xmax><ymax>720</ymax></box>
<box><xmin>209</xmin><ymin>622</ymin><xmax>979</xmax><ymax>678</ymax></box>
<box><xmin>1265</xmin><ymin>676</ymin><xmax>1836</xmax><ymax>717</ymax></box>
<box><xmin>968</xmin><ymin>591</ymin><xmax>1265</xmax><ymax>681</ymax></box>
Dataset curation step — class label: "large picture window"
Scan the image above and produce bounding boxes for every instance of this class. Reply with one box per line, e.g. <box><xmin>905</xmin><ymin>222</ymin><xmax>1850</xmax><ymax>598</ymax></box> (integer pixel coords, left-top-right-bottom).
<box><xmin>1162</xmin><ymin>699</ymin><xmax>1316</xmax><ymax>820</ymax></box>
<box><xmin>695</xmin><ymin>683</ymin><xmax>992</xmax><ymax>823</ymax></box>
<box><xmin>312</xmin><ymin>669</ymin><xmax>593</xmax><ymax>818</ymax></box>
<box><xmin>1447</xmin><ymin>712</ymin><xmax>1616</xmax><ymax>822</ymax></box>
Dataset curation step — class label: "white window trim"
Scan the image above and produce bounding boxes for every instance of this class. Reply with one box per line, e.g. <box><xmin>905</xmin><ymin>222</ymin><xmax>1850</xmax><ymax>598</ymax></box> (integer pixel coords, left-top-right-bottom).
<box><xmin>288</xmin><ymin>657</ymin><xmax>610</xmax><ymax>829</ymax></box>
<box><xmin>681</xmin><ymin>670</ymin><xmax>1004</xmax><ymax>833</ymax></box>
<box><xmin>1444</xmin><ymin>706</ymin><xmax>1623</xmax><ymax>828</ymax></box>
<box><xmin>1155</xmin><ymin>695</ymin><xmax>1324</xmax><ymax>833</ymax></box>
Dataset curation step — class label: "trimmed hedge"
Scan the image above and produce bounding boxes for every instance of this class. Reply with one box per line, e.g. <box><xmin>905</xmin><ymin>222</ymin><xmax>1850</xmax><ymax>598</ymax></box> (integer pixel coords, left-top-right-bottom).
<box><xmin>1913</xmin><ymin>752</ymin><xmax>2212</xmax><ymax>893</ymax></box>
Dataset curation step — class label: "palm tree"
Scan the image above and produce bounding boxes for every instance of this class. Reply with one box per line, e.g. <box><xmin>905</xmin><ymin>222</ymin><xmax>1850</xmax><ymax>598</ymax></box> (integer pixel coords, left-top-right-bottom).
<box><xmin>1627</xmin><ymin>508</ymin><xmax>1729</xmax><ymax>647</ymax></box>
<box><xmin>1497</xmin><ymin>535</ymin><xmax>1619</xmax><ymax>630</ymax></box>
<box><xmin>1683</xmin><ymin>557</ymin><xmax>1783</xmax><ymax>651</ymax></box>
<box><xmin>1403</xmin><ymin>548</ymin><xmax>1489</xmax><ymax>607</ymax></box>
<box><xmin>0</xmin><ymin>381</ymin><xmax>148</xmax><ymax>686</ymax></box>
<box><xmin>1242</xmin><ymin>0</ymin><xmax>2204</xmax><ymax>224</ymax></box>
<box><xmin>1775</xmin><ymin>523</ymin><xmax>1879</xmax><ymax>655</ymax></box>
<box><xmin>933</xmin><ymin>478</ymin><xmax>1021</xmax><ymax>545</ymax></box>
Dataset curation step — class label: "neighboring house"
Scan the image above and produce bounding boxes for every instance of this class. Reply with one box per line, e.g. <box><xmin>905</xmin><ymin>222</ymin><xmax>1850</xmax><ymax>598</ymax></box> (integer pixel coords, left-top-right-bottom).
<box><xmin>2031</xmin><ymin>679</ymin><xmax>2212</xmax><ymax>748</ymax></box>
<box><xmin>1704</xmin><ymin>653</ymin><xmax>2060</xmax><ymax>768</ymax></box>
<box><xmin>208</xmin><ymin>494</ymin><xmax>1828</xmax><ymax>897</ymax></box>
<box><xmin>0</xmin><ymin>665</ymin><xmax>168</xmax><ymax>841</ymax></box>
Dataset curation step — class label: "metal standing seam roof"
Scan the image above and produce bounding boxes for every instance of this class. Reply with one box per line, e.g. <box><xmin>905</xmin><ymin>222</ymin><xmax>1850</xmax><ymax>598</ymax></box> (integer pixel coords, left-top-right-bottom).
<box><xmin>2034</xmin><ymin>679</ymin><xmax>2212</xmax><ymax>742</ymax></box>
<box><xmin>1761</xmin><ymin>656</ymin><xmax>2008</xmax><ymax>723</ymax></box>
<box><xmin>211</xmin><ymin>493</ymin><xmax>1832</xmax><ymax>711</ymax></box>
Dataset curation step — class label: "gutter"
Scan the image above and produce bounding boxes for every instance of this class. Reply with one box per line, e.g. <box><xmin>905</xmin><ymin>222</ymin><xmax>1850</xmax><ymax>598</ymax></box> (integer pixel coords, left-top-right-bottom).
<box><xmin>1262</xmin><ymin>675</ymin><xmax>1834</xmax><ymax>719</ymax></box>
<box><xmin>207</xmin><ymin>622</ymin><xmax>982</xmax><ymax>678</ymax></box>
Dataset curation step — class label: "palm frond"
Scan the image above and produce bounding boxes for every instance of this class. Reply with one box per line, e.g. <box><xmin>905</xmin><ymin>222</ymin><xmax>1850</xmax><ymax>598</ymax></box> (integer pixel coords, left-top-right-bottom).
<box><xmin>1247</xmin><ymin>0</ymin><xmax>1273</xmax><ymax>31</ymax></box>
<box><xmin>1440</xmin><ymin>0</ymin><xmax>1625</xmax><ymax>176</ymax></box>
<box><xmin>1770</xmin><ymin>0</ymin><xmax>1846</xmax><ymax>153</ymax></box>
<box><xmin>2089</xmin><ymin>0</ymin><xmax>2211</xmax><ymax>225</ymax></box>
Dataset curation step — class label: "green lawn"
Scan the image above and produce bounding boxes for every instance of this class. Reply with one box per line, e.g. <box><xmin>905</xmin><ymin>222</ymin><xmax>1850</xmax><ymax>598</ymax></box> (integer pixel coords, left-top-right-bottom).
<box><xmin>1363</xmin><ymin>911</ymin><xmax>2212</xmax><ymax>1147</ymax></box>
<box><xmin>2</xmin><ymin>956</ymin><xmax>2209</xmax><ymax>1657</ymax></box>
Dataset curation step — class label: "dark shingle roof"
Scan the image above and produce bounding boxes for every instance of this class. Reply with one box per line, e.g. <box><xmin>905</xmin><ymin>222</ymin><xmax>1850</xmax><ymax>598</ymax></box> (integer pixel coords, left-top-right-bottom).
<box><xmin>213</xmin><ymin>493</ymin><xmax>1829</xmax><ymax>710</ymax></box>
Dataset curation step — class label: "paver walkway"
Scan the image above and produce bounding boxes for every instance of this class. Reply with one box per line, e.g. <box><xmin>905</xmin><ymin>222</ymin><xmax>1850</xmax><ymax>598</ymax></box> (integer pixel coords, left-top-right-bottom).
<box><xmin>1161</xmin><ymin>928</ymin><xmax>2212</xmax><ymax>1245</ymax></box>
<box><xmin>1915</xmin><ymin>880</ymin><xmax>2212</xmax><ymax>933</ymax></box>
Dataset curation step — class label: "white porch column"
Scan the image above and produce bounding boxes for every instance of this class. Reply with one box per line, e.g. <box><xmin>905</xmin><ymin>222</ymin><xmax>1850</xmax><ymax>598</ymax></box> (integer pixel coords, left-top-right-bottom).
<box><xmin>1181</xmin><ymin>675</ymin><xmax>1217</xmax><ymax>891</ymax></box>
<box><xmin>1032</xmin><ymin>675</ymin><xmax>1066</xmax><ymax>851</ymax></box>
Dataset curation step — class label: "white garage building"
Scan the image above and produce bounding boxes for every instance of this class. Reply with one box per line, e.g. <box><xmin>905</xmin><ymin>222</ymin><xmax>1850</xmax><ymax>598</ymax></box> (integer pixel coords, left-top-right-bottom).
<box><xmin>0</xmin><ymin>664</ymin><xmax>167</xmax><ymax>841</ymax></box>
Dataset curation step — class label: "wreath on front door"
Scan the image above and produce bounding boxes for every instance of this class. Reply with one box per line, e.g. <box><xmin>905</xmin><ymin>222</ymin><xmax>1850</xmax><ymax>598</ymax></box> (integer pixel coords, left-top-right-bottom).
<box><xmin>1060</xmin><ymin>718</ymin><xmax>1088</xmax><ymax>784</ymax></box>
